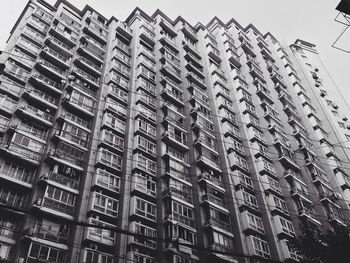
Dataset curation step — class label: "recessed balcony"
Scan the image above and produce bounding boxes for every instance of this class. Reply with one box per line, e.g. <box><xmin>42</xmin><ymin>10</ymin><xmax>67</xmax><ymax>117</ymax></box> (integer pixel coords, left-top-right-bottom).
<box><xmin>16</xmin><ymin>105</ymin><xmax>54</xmax><ymax>126</ymax></box>
<box><xmin>40</xmin><ymin>46</ymin><xmax>71</xmax><ymax>69</ymax></box>
<box><xmin>45</xmin><ymin>37</ymin><xmax>73</xmax><ymax>57</ymax></box>
<box><xmin>186</xmin><ymin>72</ymin><xmax>207</xmax><ymax>90</ymax></box>
<box><xmin>116</xmin><ymin>21</ymin><xmax>133</xmax><ymax>41</ymax></box>
<box><xmin>30</xmin><ymin>73</ymin><xmax>63</xmax><ymax>95</ymax></box>
<box><xmin>162</xmin><ymin>131</ymin><xmax>189</xmax><ymax>151</ymax></box>
<box><xmin>140</xmin><ymin>25</ymin><xmax>156</xmax><ymax>46</ymax></box>
<box><xmin>74</xmin><ymin>56</ymin><xmax>102</xmax><ymax>77</ymax></box>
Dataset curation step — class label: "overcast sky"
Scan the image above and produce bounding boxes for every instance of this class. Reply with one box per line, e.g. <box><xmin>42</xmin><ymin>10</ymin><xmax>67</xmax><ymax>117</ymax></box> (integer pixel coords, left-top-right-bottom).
<box><xmin>1</xmin><ymin>0</ymin><xmax>349</xmax><ymax>114</ymax></box>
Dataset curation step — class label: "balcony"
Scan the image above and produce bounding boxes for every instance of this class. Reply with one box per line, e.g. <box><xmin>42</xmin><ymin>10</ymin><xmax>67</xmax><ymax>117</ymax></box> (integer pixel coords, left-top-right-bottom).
<box><xmin>16</xmin><ymin>105</ymin><xmax>54</xmax><ymax>126</ymax></box>
<box><xmin>196</xmin><ymin>154</ymin><xmax>222</xmax><ymax>173</ymax></box>
<box><xmin>161</xmin><ymin>84</ymin><xmax>184</xmax><ymax>106</ymax></box>
<box><xmin>72</xmin><ymin>67</ymin><xmax>100</xmax><ymax>89</ymax></box>
<box><xmin>48</xmin><ymin>148</ymin><xmax>85</xmax><ymax>171</ymax></box>
<box><xmin>184</xmin><ymin>50</ymin><xmax>202</xmax><ymax>70</ymax></box>
<box><xmin>75</xmin><ymin>56</ymin><xmax>102</xmax><ymax>77</ymax></box>
<box><xmin>198</xmin><ymin>172</ymin><xmax>225</xmax><ymax>192</ymax></box>
<box><xmin>270</xmin><ymin>72</ymin><xmax>287</xmax><ymax>87</ymax></box>
<box><xmin>202</xmin><ymin>193</ymin><xmax>228</xmax><ymax>212</ymax></box>
<box><xmin>0</xmin><ymin>166</ymin><xmax>33</xmax><ymax>188</ymax></box>
<box><xmin>40</xmin><ymin>46</ymin><xmax>71</xmax><ymax>69</ymax></box>
<box><xmin>34</xmin><ymin>196</ymin><xmax>75</xmax><ymax>220</ymax></box>
<box><xmin>194</xmin><ymin>137</ymin><xmax>219</xmax><ymax>155</ymax></box>
<box><xmin>116</xmin><ymin>21</ymin><xmax>133</xmax><ymax>41</ymax></box>
<box><xmin>182</xmin><ymin>39</ymin><xmax>200</xmax><ymax>59</ymax></box>
<box><xmin>227</xmin><ymin>49</ymin><xmax>241</xmax><ymax>68</ymax></box>
<box><xmin>249</xmin><ymin>64</ymin><xmax>265</xmax><ymax>82</ymax></box>
<box><xmin>24</xmin><ymin>223</ymin><xmax>69</xmax><ymax>244</ymax></box>
<box><xmin>256</xmin><ymin>84</ymin><xmax>274</xmax><ymax>104</ymax></box>
<box><xmin>241</xmin><ymin>210</ymin><xmax>265</xmax><ymax>236</ymax></box>
<box><xmin>45</xmin><ymin>37</ymin><xmax>73</xmax><ymax>57</ymax></box>
<box><xmin>284</xmin><ymin>169</ymin><xmax>306</xmax><ymax>187</ymax></box>
<box><xmin>49</xmin><ymin>24</ymin><xmax>78</xmax><ymax>46</ymax></box>
<box><xmin>84</xmin><ymin>22</ymin><xmax>108</xmax><ymax>43</ymax></box>
<box><xmin>140</xmin><ymin>24</ymin><xmax>156</xmax><ymax>46</ymax></box>
<box><xmin>290</xmin><ymin>187</ymin><xmax>312</xmax><ymax>203</ymax></box>
<box><xmin>186</xmin><ymin>72</ymin><xmax>207</xmax><ymax>90</ymax></box>
<box><xmin>335</xmin><ymin>170</ymin><xmax>350</xmax><ymax>190</ymax></box>
<box><xmin>205</xmin><ymin>217</ymin><xmax>232</xmax><ymax>234</ymax></box>
<box><xmin>160</xmin><ymin>34</ymin><xmax>178</xmax><ymax>53</ymax></box>
<box><xmin>79</xmin><ymin>40</ymin><xmax>105</xmax><ymax>64</ymax></box>
<box><xmin>279</xmin><ymin>152</ymin><xmax>299</xmax><ymax>172</ymax></box>
<box><xmin>274</xmin><ymin>216</ymin><xmax>295</xmax><ymax>239</ymax></box>
<box><xmin>85</xmin><ymin>218</ymin><xmax>115</xmax><ymax>246</ymax></box>
<box><xmin>40</xmin><ymin>172</ymin><xmax>79</xmax><ymax>192</ymax></box>
<box><xmin>240</xmin><ymin>39</ymin><xmax>255</xmax><ymax>57</ymax></box>
<box><xmin>162</xmin><ymin>131</ymin><xmax>189</xmax><ymax>151</ymax></box>
<box><xmin>298</xmin><ymin>207</ymin><xmax>321</xmax><ymax>225</ymax></box>
<box><xmin>37</xmin><ymin>59</ymin><xmax>67</xmax><ymax>80</ymax></box>
<box><xmin>207</xmin><ymin>44</ymin><xmax>221</xmax><ymax>64</ymax></box>
<box><xmin>30</xmin><ymin>73</ymin><xmax>63</xmax><ymax>95</ymax></box>
<box><xmin>186</xmin><ymin>61</ymin><xmax>205</xmax><ymax>79</ymax></box>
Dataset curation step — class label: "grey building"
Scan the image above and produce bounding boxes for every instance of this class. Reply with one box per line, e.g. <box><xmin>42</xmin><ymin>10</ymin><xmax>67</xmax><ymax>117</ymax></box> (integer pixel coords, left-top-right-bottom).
<box><xmin>0</xmin><ymin>1</ymin><xmax>349</xmax><ymax>262</ymax></box>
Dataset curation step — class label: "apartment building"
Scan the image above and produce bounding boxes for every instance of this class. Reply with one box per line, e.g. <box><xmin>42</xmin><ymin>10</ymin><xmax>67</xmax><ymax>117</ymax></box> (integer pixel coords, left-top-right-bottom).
<box><xmin>0</xmin><ymin>0</ymin><xmax>349</xmax><ymax>262</ymax></box>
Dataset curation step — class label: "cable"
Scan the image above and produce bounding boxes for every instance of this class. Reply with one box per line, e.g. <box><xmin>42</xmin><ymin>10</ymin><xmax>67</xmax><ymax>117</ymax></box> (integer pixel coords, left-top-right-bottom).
<box><xmin>0</xmin><ymin>69</ymin><xmax>344</xmax><ymax>157</ymax></box>
<box><xmin>0</xmin><ymin>203</ymin><xmax>285</xmax><ymax>263</ymax></box>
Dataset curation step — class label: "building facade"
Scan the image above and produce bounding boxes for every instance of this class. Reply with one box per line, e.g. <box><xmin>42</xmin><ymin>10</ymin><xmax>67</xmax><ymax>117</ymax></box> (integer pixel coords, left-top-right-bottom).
<box><xmin>0</xmin><ymin>1</ymin><xmax>349</xmax><ymax>262</ymax></box>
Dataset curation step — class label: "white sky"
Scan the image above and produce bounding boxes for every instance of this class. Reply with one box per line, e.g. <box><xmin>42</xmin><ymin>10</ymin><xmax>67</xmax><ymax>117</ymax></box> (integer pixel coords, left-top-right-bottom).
<box><xmin>1</xmin><ymin>0</ymin><xmax>349</xmax><ymax>114</ymax></box>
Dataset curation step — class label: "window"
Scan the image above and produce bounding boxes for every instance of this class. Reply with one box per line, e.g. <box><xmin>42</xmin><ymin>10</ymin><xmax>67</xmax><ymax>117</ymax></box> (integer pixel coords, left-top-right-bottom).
<box><xmin>138</xmin><ymin>119</ymin><xmax>156</xmax><ymax>138</ymax></box>
<box><xmin>135</xmin><ymin>197</ymin><xmax>156</xmax><ymax>221</ymax></box>
<box><xmin>12</xmin><ymin>133</ymin><xmax>45</xmax><ymax>153</ymax></box>
<box><xmin>272</xmin><ymin>196</ymin><xmax>289</xmax><ymax>215</ymax></box>
<box><xmin>135</xmin><ymin>153</ymin><xmax>156</xmax><ymax>175</ymax></box>
<box><xmin>0</xmin><ymin>161</ymin><xmax>34</xmax><ymax>183</ymax></box>
<box><xmin>279</xmin><ymin>216</ymin><xmax>295</xmax><ymax>236</ymax></box>
<box><xmin>251</xmin><ymin>236</ymin><xmax>270</xmax><ymax>258</ymax></box>
<box><xmin>45</xmin><ymin>186</ymin><xmax>76</xmax><ymax>207</ymax></box>
<box><xmin>99</xmin><ymin>148</ymin><xmax>122</xmax><ymax>171</ymax></box>
<box><xmin>104</xmin><ymin>112</ymin><xmax>126</xmax><ymax>133</ymax></box>
<box><xmin>136</xmin><ymin>135</ymin><xmax>156</xmax><ymax>155</ymax></box>
<box><xmin>92</xmin><ymin>192</ymin><xmax>118</xmax><ymax>216</ymax></box>
<box><xmin>88</xmin><ymin>217</ymin><xmax>115</xmax><ymax>245</ymax></box>
<box><xmin>134</xmin><ymin>172</ymin><xmax>156</xmax><ymax>197</ymax></box>
<box><xmin>28</xmin><ymin>243</ymin><xmax>66</xmax><ymax>263</ymax></box>
<box><xmin>95</xmin><ymin>169</ymin><xmax>120</xmax><ymax>193</ymax></box>
<box><xmin>60</xmin><ymin>122</ymin><xmax>89</xmax><ymax>147</ymax></box>
<box><xmin>64</xmin><ymin>111</ymin><xmax>90</xmax><ymax>129</ymax></box>
<box><xmin>106</xmin><ymin>97</ymin><xmax>127</xmax><ymax>117</ymax></box>
<box><xmin>243</xmin><ymin>191</ymin><xmax>258</xmax><ymax>210</ymax></box>
<box><xmin>84</xmin><ymin>249</ymin><xmax>114</xmax><ymax>263</ymax></box>
<box><xmin>134</xmin><ymin>222</ymin><xmax>157</xmax><ymax>248</ymax></box>
<box><xmin>101</xmin><ymin>129</ymin><xmax>124</xmax><ymax>151</ymax></box>
<box><xmin>246</xmin><ymin>212</ymin><xmax>264</xmax><ymax>234</ymax></box>
<box><xmin>172</xmin><ymin>201</ymin><xmax>195</xmax><ymax>227</ymax></box>
<box><xmin>213</xmin><ymin>231</ymin><xmax>233</xmax><ymax>250</ymax></box>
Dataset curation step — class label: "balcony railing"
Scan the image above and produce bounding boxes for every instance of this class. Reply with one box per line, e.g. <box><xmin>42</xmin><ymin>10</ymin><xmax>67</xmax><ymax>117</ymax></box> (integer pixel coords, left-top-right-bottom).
<box><xmin>73</xmin><ymin>68</ymin><xmax>100</xmax><ymax>86</ymax></box>
<box><xmin>207</xmin><ymin>217</ymin><xmax>231</xmax><ymax>232</ymax></box>
<box><xmin>41</xmin><ymin>197</ymin><xmax>75</xmax><ymax>216</ymax></box>
<box><xmin>43</xmin><ymin>171</ymin><xmax>79</xmax><ymax>190</ymax></box>
<box><xmin>42</xmin><ymin>46</ymin><xmax>70</xmax><ymax>65</ymax></box>
<box><xmin>24</xmin><ymin>224</ymin><xmax>69</xmax><ymax>242</ymax></box>
<box><xmin>202</xmin><ymin>193</ymin><xmax>226</xmax><ymax>208</ymax></box>
<box><xmin>32</xmin><ymin>73</ymin><xmax>62</xmax><ymax>91</ymax></box>
<box><xmin>19</xmin><ymin>105</ymin><xmax>54</xmax><ymax>123</ymax></box>
<box><xmin>0</xmin><ymin>168</ymin><xmax>33</xmax><ymax>185</ymax></box>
